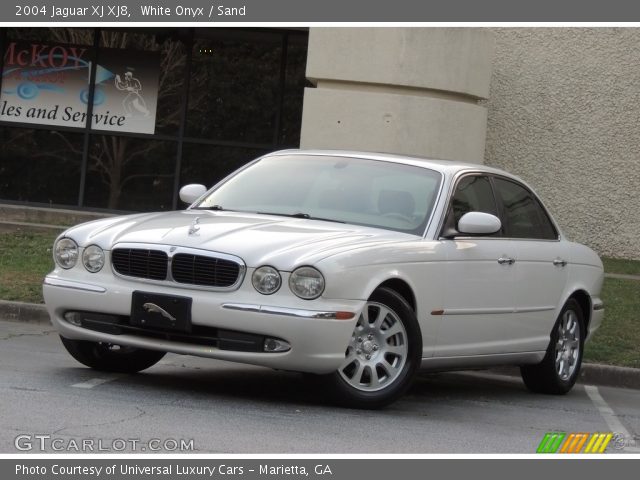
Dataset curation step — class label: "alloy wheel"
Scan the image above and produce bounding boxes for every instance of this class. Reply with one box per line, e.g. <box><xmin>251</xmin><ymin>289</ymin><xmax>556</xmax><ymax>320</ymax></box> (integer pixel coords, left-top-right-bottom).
<box><xmin>338</xmin><ymin>302</ymin><xmax>408</xmax><ymax>392</ymax></box>
<box><xmin>554</xmin><ymin>309</ymin><xmax>581</xmax><ymax>381</ymax></box>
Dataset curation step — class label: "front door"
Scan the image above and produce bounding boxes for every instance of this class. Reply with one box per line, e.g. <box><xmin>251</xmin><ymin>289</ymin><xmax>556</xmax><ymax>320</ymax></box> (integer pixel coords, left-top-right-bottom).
<box><xmin>434</xmin><ymin>174</ymin><xmax>519</xmax><ymax>357</ymax></box>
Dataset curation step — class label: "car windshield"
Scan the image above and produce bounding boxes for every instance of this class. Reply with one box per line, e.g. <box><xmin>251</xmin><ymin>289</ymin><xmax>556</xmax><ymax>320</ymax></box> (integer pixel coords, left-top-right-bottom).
<box><xmin>193</xmin><ymin>154</ymin><xmax>443</xmax><ymax>235</ymax></box>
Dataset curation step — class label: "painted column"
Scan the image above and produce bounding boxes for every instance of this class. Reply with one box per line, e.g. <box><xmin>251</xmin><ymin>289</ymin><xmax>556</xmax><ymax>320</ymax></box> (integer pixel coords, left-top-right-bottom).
<box><xmin>300</xmin><ymin>28</ymin><xmax>494</xmax><ymax>163</ymax></box>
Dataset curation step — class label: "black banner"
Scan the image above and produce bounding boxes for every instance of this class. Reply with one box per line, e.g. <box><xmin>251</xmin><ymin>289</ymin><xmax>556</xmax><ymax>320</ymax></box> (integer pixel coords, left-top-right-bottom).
<box><xmin>3</xmin><ymin>459</ymin><xmax>639</xmax><ymax>480</ymax></box>
<box><xmin>4</xmin><ymin>0</ymin><xmax>640</xmax><ymax>22</ymax></box>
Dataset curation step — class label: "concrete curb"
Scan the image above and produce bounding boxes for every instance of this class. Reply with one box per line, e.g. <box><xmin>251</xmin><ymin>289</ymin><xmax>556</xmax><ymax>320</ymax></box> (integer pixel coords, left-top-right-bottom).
<box><xmin>0</xmin><ymin>300</ymin><xmax>51</xmax><ymax>325</ymax></box>
<box><xmin>1</xmin><ymin>300</ymin><xmax>638</xmax><ymax>390</ymax></box>
<box><xmin>604</xmin><ymin>272</ymin><xmax>640</xmax><ymax>281</ymax></box>
<box><xmin>578</xmin><ymin>363</ymin><xmax>640</xmax><ymax>390</ymax></box>
<box><xmin>492</xmin><ymin>364</ymin><xmax>640</xmax><ymax>391</ymax></box>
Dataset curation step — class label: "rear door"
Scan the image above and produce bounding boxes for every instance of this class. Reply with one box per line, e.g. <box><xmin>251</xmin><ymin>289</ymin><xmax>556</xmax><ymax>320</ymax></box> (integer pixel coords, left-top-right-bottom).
<box><xmin>492</xmin><ymin>176</ymin><xmax>568</xmax><ymax>352</ymax></box>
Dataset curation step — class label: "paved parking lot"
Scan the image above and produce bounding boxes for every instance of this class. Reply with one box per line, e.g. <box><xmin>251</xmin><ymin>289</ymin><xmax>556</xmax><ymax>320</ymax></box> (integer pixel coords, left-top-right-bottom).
<box><xmin>1</xmin><ymin>319</ymin><xmax>638</xmax><ymax>454</ymax></box>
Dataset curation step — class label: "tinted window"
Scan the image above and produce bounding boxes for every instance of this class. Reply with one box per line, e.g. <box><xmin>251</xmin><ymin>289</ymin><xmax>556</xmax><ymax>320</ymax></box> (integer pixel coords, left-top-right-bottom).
<box><xmin>443</xmin><ymin>175</ymin><xmax>499</xmax><ymax>234</ymax></box>
<box><xmin>493</xmin><ymin>178</ymin><xmax>557</xmax><ymax>240</ymax></box>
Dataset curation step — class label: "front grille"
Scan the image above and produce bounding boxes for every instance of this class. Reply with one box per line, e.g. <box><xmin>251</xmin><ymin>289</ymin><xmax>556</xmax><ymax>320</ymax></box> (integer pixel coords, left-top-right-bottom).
<box><xmin>171</xmin><ymin>253</ymin><xmax>240</xmax><ymax>287</ymax></box>
<box><xmin>112</xmin><ymin>248</ymin><xmax>168</xmax><ymax>280</ymax></box>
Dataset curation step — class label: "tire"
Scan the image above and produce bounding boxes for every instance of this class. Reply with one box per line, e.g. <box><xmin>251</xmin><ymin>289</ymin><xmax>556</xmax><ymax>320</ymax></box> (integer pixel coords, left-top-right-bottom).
<box><xmin>60</xmin><ymin>336</ymin><xmax>166</xmax><ymax>373</ymax></box>
<box><xmin>321</xmin><ymin>287</ymin><xmax>422</xmax><ymax>409</ymax></box>
<box><xmin>520</xmin><ymin>298</ymin><xmax>585</xmax><ymax>394</ymax></box>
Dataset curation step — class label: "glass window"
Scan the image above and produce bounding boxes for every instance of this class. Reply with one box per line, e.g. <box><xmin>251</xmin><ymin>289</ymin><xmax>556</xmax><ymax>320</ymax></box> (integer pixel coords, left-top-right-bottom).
<box><xmin>193</xmin><ymin>155</ymin><xmax>442</xmax><ymax>236</ymax></box>
<box><xmin>444</xmin><ymin>175</ymin><xmax>498</xmax><ymax>234</ymax></box>
<box><xmin>0</xmin><ymin>126</ymin><xmax>82</xmax><ymax>206</ymax></box>
<box><xmin>187</xmin><ymin>33</ymin><xmax>283</xmax><ymax>144</ymax></box>
<box><xmin>279</xmin><ymin>35</ymin><xmax>308</xmax><ymax>146</ymax></box>
<box><xmin>493</xmin><ymin>177</ymin><xmax>558</xmax><ymax>240</ymax></box>
<box><xmin>0</xmin><ymin>28</ymin><xmax>309</xmax><ymax>213</ymax></box>
<box><xmin>82</xmin><ymin>135</ymin><xmax>176</xmax><ymax>211</ymax></box>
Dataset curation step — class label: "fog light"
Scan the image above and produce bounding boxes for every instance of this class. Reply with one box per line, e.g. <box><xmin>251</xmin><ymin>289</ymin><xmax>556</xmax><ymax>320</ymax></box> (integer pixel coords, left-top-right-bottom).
<box><xmin>64</xmin><ymin>311</ymin><xmax>82</xmax><ymax>326</ymax></box>
<box><xmin>264</xmin><ymin>338</ymin><xmax>291</xmax><ymax>352</ymax></box>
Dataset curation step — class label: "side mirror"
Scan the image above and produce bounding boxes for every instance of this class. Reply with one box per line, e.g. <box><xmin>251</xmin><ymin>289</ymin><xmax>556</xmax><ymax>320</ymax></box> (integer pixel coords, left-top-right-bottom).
<box><xmin>457</xmin><ymin>212</ymin><xmax>502</xmax><ymax>236</ymax></box>
<box><xmin>179</xmin><ymin>184</ymin><xmax>207</xmax><ymax>205</ymax></box>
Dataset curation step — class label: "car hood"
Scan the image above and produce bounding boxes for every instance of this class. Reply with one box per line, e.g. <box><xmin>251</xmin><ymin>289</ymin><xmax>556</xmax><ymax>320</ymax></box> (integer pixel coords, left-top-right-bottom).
<box><xmin>66</xmin><ymin>210</ymin><xmax>413</xmax><ymax>269</ymax></box>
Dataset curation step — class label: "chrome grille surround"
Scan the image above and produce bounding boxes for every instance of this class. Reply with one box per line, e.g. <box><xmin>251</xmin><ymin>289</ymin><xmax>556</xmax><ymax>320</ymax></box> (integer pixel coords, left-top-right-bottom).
<box><xmin>110</xmin><ymin>243</ymin><xmax>246</xmax><ymax>292</ymax></box>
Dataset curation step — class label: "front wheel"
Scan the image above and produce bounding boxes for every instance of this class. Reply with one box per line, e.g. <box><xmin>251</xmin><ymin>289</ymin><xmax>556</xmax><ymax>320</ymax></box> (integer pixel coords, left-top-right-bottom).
<box><xmin>520</xmin><ymin>298</ymin><xmax>585</xmax><ymax>394</ymax></box>
<box><xmin>322</xmin><ymin>287</ymin><xmax>422</xmax><ymax>408</ymax></box>
<box><xmin>60</xmin><ymin>336</ymin><xmax>166</xmax><ymax>373</ymax></box>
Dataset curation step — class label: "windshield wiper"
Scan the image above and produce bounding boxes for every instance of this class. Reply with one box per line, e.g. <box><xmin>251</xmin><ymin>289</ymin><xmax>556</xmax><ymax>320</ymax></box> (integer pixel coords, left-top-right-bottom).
<box><xmin>257</xmin><ymin>211</ymin><xmax>345</xmax><ymax>224</ymax></box>
<box><xmin>193</xmin><ymin>204</ymin><xmax>226</xmax><ymax>211</ymax></box>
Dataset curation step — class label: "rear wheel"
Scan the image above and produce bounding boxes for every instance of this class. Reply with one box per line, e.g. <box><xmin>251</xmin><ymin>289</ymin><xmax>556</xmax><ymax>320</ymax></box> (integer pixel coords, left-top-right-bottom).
<box><xmin>60</xmin><ymin>336</ymin><xmax>166</xmax><ymax>373</ymax></box>
<box><xmin>323</xmin><ymin>287</ymin><xmax>422</xmax><ymax>408</ymax></box>
<box><xmin>520</xmin><ymin>298</ymin><xmax>585</xmax><ymax>394</ymax></box>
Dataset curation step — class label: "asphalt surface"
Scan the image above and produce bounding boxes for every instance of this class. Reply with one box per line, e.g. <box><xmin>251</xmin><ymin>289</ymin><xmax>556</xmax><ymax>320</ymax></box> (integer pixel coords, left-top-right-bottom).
<box><xmin>1</xmin><ymin>319</ymin><xmax>638</xmax><ymax>454</ymax></box>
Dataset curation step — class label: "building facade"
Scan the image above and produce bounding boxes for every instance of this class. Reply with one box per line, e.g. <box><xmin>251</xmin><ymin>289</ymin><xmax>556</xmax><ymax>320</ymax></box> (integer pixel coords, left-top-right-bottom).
<box><xmin>485</xmin><ymin>28</ymin><xmax>640</xmax><ymax>260</ymax></box>
<box><xmin>0</xmin><ymin>28</ymin><xmax>308</xmax><ymax>212</ymax></box>
<box><xmin>0</xmin><ymin>27</ymin><xmax>638</xmax><ymax>259</ymax></box>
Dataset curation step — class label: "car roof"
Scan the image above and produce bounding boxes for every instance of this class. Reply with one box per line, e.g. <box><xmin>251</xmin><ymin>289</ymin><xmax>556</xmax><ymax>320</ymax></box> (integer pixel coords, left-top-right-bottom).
<box><xmin>267</xmin><ymin>149</ymin><xmax>518</xmax><ymax>180</ymax></box>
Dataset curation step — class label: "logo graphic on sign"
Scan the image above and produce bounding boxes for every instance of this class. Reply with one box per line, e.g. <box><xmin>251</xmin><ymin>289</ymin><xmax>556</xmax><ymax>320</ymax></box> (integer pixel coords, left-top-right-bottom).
<box><xmin>115</xmin><ymin>70</ymin><xmax>150</xmax><ymax>117</ymax></box>
<box><xmin>536</xmin><ymin>432</ymin><xmax>613</xmax><ymax>453</ymax></box>
<box><xmin>1</xmin><ymin>41</ymin><xmax>159</xmax><ymax>134</ymax></box>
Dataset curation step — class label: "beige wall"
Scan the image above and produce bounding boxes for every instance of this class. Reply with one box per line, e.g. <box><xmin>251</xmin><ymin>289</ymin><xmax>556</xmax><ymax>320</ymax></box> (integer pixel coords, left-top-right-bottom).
<box><xmin>302</xmin><ymin>28</ymin><xmax>638</xmax><ymax>259</ymax></box>
<box><xmin>301</xmin><ymin>28</ymin><xmax>494</xmax><ymax>163</ymax></box>
<box><xmin>485</xmin><ymin>28</ymin><xmax>640</xmax><ymax>259</ymax></box>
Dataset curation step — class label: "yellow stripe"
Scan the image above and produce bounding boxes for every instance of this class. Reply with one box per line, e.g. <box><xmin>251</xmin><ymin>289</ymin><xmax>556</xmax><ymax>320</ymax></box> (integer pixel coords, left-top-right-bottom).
<box><xmin>560</xmin><ymin>433</ymin><xmax>575</xmax><ymax>453</ymax></box>
<box><xmin>598</xmin><ymin>433</ymin><xmax>613</xmax><ymax>453</ymax></box>
<box><xmin>584</xmin><ymin>433</ymin><xmax>599</xmax><ymax>453</ymax></box>
<box><xmin>591</xmin><ymin>433</ymin><xmax>606</xmax><ymax>453</ymax></box>
<box><xmin>573</xmin><ymin>433</ymin><xmax>589</xmax><ymax>453</ymax></box>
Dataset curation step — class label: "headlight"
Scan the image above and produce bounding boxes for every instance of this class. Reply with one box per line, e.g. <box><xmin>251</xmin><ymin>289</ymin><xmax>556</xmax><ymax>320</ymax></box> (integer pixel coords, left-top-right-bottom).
<box><xmin>289</xmin><ymin>266</ymin><xmax>325</xmax><ymax>300</ymax></box>
<box><xmin>82</xmin><ymin>245</ymin><xmax>105</xmax><ymax>273</ymax></box>
<box><xmin>53</xmin><ymin>238</ymin><xmax>79</xmax><ymax>269</ymax></box>
<box><xmin>252</xmin><ymin>266</ymin><xmax>282</xmax><ymax>295</ymax></box>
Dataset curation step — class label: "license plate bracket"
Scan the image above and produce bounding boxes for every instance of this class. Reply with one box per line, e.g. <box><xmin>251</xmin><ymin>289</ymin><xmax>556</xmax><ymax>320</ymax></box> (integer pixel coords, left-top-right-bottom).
<box><xmin>130</xmin><ymin>291</ymin><xmax>192</xmax><ymax>333</ymax></box>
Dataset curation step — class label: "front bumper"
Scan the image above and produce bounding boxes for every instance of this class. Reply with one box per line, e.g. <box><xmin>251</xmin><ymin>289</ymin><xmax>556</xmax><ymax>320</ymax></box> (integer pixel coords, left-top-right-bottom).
<box><xmin>43</xmin><ymin>274</ymin><xmax>364</xmax><ymax>374</ymax></box>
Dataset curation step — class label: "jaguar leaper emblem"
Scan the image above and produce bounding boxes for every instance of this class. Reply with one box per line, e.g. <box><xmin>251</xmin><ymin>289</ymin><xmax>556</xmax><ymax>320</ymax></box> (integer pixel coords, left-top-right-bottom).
<box><xmin>188</xmin><ymin>217</ymin><xmax>200</xmax><ymax>236</ymax></box>
<box><xmin>142</xmin><ymin>303</ymin><xmax>176</xmax><ymax>322</ymax></box>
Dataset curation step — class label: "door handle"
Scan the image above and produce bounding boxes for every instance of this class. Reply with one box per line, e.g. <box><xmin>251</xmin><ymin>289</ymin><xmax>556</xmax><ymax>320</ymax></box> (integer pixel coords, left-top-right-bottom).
<box><xmin>553</xmin><ymin>258</ymin><xmax>567</xmax><ymax>267</ymax></box>
<box><xmin>497</xmin><ymin>257</ymin><xmax>515</xmax><ymax>265</ymax></box>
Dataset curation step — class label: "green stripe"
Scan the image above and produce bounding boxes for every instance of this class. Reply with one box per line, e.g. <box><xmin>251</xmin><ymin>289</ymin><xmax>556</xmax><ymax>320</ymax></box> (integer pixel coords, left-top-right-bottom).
<box><xmin>542</xmin><ymin>433</ymin><xmax>558</xmax><ymax>453</ymax></box>
<box><xmin>537</xmin><ymin>433</ymin><xmax>554</xmax><ymax>453</ymax></box>
<box><xmin>548</xmin><ymin>433</ymin><xmax>566</xmax><ymax>453</ymax></box>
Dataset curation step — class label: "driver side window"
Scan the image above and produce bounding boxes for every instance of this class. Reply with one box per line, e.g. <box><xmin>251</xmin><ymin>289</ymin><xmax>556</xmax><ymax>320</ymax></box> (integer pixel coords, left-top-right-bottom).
<box><xmin>443</xmin><ymin>175</ymin><xmax>499</xmax><ymax>235</ymax></box>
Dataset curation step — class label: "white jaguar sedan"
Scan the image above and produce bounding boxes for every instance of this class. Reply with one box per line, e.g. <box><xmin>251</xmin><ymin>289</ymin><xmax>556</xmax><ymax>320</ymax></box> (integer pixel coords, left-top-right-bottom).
<box><xmin>43</xmin><ymin>150</ymin><xmax>604</xmax><ymax>408</ymax></box>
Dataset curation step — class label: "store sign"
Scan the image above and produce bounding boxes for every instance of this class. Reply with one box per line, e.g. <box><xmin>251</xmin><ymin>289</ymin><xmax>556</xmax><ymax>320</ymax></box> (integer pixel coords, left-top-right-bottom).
<box><xmin>0</xmin><ymin>41</ymin><xmax>160</xmax><ymax>134</ymax></box>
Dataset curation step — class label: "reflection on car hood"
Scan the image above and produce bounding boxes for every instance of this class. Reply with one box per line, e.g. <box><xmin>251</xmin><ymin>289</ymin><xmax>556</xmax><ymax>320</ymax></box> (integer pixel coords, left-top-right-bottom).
<box><xmin>67</xmin><ymin>210</ymin><xmax>413</xmax><ymax>269</ymax></box>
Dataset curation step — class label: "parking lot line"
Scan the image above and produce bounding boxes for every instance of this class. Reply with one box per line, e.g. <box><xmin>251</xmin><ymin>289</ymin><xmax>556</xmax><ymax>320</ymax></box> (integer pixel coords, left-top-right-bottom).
<box><xmin>584</xmin><ymin>385</ymin><xmax>640</xmax><ymax>453</ymax></box>
<box><xmin>71</xmin><ymin>376</ymin><xmax>120</xmax><ymax>389</ymax></box>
